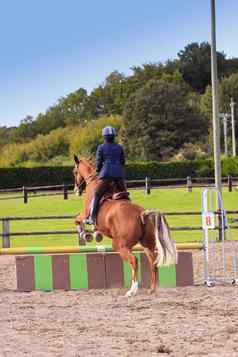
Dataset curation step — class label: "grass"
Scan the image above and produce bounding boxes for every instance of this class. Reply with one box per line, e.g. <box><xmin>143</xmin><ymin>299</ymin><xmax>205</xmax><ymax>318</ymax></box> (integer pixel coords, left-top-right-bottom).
<box><xmin>0</xmin><ymin>187</ymin><xmax>238</xmax><ymax>248</ymax></box>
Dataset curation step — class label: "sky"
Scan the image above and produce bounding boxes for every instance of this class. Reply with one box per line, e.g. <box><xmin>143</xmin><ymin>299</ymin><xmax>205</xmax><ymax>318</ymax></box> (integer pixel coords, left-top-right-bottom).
<box><xmin>1</xmin><ymin>0</ymin><xmax>238</xmax><ymax>127</ymax></box>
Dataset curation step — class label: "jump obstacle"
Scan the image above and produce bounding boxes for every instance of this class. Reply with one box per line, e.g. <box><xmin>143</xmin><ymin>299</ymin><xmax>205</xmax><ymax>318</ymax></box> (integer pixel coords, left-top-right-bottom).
<box><xmin>0</xmin><ymin>242</ymin><xmax>202</xmax><ymax>255</ymax></box>
<box><xmin>202</xmin><ymin>188</ymin><xmax>238</xmax><ymax>286</ymax></box>
<box><xmin>9</xmin><ymin>185</ymin><xmax>238</xmax><ymax>291</ymax></box>
<box><xmin>16</xmin><ymin>249</ymin><xmax>194</xmax><ymax>291</ymax></box>
<box><xmin>4</xmin><ymin>188</ymin><xmax>238</xmax><ymax>291</ymax></box>
<box><xmin>7</xmin><ymin>189</ymin><xmax>234</xmax><ymax>291</ymax></box>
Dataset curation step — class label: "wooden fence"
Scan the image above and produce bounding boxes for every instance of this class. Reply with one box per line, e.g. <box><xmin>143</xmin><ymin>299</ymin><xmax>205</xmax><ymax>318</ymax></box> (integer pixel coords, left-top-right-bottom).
<box><xmin>1</xmin><ymin>211</ymin><xmax>238</xmax><ymax>249</ymax></box>
<box><xmin>0</xmin><ymin>176</ymin><xmax>237</xmax><ymax>203</ymax></box>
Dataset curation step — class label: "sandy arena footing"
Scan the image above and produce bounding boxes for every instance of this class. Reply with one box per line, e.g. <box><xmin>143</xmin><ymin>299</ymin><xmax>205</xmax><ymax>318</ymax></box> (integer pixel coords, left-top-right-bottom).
<box><xmin>0</xmin><ymin>249</ymin><xmax>237</xmax><ymax>357</ymax></box>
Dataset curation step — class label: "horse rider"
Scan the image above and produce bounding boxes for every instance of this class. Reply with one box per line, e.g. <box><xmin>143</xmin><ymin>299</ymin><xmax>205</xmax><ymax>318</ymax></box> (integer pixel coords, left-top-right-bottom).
<box><xmin>84</xmin><ymin>125</ymin><xmax>127</xmax><ymax>226</ymax></box>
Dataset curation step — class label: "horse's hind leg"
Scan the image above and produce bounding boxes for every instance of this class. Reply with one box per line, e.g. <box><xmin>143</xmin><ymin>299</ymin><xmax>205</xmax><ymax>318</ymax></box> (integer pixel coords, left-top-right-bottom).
<box><xmin>143</xmin><ymin>247</ymin><xmax>158</xmax><ymax>293</ymax></box>
<box><xmin>114</xmin><ymin>242</ymin><xmax>138</xmax><ymax>297</ymax></box>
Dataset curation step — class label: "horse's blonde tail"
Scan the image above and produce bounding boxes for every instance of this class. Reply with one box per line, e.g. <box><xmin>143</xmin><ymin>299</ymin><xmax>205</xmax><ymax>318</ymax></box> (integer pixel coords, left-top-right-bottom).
<box><xmin>141</xmin><ymin>210</ymin><xmax>177</xmax><ymax>267</ymax></box>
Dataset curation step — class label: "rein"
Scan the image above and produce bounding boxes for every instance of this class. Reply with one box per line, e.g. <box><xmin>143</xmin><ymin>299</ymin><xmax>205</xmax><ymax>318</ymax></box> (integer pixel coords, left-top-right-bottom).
<box><xmin>84</xmin><ymin>173</ymin><xmax>97</xmax><ymax>185</ymax></box>
<box><xmin>75</xmin><ymin>172</ymin><xmax>97</xmax><ymax>193</ymax></box>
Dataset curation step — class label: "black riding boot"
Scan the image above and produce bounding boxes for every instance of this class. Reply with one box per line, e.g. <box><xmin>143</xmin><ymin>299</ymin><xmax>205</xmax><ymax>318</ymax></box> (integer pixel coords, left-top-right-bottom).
<box><xmin>90</xmin><ymin>194</ymin><xmax>101</xmax><ymax>223</ymax></box>
<box><xmin>84</xmin><ymin>194</ymin><xmax>101</xmax><ymax>225</ymax></box>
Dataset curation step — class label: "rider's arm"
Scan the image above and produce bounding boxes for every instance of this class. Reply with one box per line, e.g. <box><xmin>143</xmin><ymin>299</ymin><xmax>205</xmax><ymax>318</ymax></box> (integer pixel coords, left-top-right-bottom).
<box><xmin>96</xmin><ymin>145</ymin><xmax>103</xmax><ymax>173</ymax></box>
<box><xmin>120</xmin><ymin>146</ymin><xmax>125</xmax><ymax>166</ymax></box>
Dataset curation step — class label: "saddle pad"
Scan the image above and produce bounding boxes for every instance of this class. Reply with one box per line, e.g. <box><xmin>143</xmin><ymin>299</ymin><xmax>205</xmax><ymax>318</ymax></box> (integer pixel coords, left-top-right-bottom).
<box><xmin>112</xmin><ymin>191</ymin><xmax>130</xmax><ymax>200</ymax></box>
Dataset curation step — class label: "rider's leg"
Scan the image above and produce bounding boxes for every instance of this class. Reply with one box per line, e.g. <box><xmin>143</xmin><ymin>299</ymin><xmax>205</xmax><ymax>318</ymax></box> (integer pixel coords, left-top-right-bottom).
<box><xmin>114</xmin><ymin>178</ymin><xmax>128</xmax><ymax>193</ymax></box>
<box><xmin>86</xmin><ymin>179</ymin><xmax>110</xmax><ymax>224</ymax></box>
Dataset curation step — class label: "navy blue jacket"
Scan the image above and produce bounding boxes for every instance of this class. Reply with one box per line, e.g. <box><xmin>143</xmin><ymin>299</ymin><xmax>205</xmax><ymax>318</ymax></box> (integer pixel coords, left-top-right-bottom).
<box><xmin>96</xmin><ymin>143</ymin><xmax>125</xmax><ymax>178</ymax></box>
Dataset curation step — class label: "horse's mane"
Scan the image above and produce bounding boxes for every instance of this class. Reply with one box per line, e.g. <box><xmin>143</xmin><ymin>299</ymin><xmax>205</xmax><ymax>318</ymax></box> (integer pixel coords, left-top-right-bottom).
<box><xmin>80</xmin><ymin>157</ymin><xmax>96</xmax><ymax>174</ymax></box>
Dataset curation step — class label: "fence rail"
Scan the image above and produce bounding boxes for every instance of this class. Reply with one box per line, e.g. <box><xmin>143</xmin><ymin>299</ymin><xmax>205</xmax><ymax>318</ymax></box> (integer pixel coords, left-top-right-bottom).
<box><xmin>1</xmin><ymin>211</ymin><xmax>238</xmax><ymax>249</ymax></box>
<box><xmin>0</xmin><ymin>176</ymin><xmax>238</xmax><ymax>203</ymax></box>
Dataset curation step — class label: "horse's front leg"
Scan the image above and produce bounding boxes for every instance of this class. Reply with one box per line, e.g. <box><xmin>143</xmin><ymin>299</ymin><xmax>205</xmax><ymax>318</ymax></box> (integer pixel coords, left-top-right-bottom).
<box><xmin>75</xmin><ymin>213</ymin><xmax>85</xmax><ymax>235</ymax></box>
<box><xmin>75</xmin><ymin>213</ymin><xmax>93</xmax><ymax>243</ymax></box>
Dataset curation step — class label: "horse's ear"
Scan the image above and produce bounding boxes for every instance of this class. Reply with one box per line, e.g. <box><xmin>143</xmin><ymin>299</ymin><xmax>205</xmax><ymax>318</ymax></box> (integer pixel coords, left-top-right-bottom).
<box><xmin>74</xmin><ymin>154</ymin><xmax>80</xmax><ymax>165</ymax></box>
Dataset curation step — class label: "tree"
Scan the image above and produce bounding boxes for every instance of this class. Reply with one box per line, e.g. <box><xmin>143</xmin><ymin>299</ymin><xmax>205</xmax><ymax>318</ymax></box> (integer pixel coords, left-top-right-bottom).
<box><xmin>200</xmin><ymin>85</ymin><xmax>214</xmax><ymax>155</ymax></box>
<box><xmin>35</xmin><ymin>87</ymin><xmax>89</xmax><ymax>134</ymax></box>
<box><xmin>200</xmin><ymin>85</ymin><xmax>213</xmax><ymax>121</ymax></box>
<box><xmin>220</xmin><ymin>73</ymin><xmax>238</xmax><ymax>143</ymax></box>
<box><xmin>84</xmin><ymin>71</ymin><xmax>128</xmax><ymax>118</ymax></box>
<box><xmin>70</xmin><ymin>115</ymin><xmax>122</xmax><ymax>157</ymax></box>
<box><xmin>11</xmin><ymin>115</ymin><xmax>37</xmax><ymax>143</ymax></box>
<box><xmin>178</xmin><ymin>42</ymin><xmax>226</xmax><ymax>93</ymax></box>
<box><xmin>34</xmin><ymin>107</ymin><xmax>65</xmax><ymax>135</ymax></box>
<box><xmin>123</xmin><ymin>79</ymin><xmax>208</xmax><ymax>160</ymax></box>
<box><xmin>224</xmin><ymin>58</ymin><xmax>238</xmax><ymax>77</ymax></box>
<box><xmin>0</xmin><ymin>126</ymin><xmax>16</xmax><ymax>148</ymax></box>
<box><xmin>220</xmin><ymin>73</ymin><xmax>238</xmax><ymax>112</ymax></box>
<box><xmin>58</xmin><ymin>88</ymin><xmax>88</xmax><ymax>126</ymax></box>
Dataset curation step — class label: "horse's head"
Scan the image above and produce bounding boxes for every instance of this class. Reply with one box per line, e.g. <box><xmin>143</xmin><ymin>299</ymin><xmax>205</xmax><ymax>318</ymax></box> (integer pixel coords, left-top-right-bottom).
<box><xmin>73</xmin><ymin>155</ymin><xmax>96</xmax><ymax>196</ymax></box>
<box><xmin>73</xmin><ymin>155</ymin><xmax>85</xmax><ymax>196</ymax></box>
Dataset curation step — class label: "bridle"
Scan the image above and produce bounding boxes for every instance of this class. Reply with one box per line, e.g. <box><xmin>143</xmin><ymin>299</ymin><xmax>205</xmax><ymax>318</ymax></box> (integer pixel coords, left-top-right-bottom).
<box><xmin>84</xmin><ymin>173</ymin><xmax>97</xmax><ymax>185</ymax></box>
<box><xmin>74</xmin><ymin>167</ymin><xmax>97</xmax><ymax>195</ymax></box>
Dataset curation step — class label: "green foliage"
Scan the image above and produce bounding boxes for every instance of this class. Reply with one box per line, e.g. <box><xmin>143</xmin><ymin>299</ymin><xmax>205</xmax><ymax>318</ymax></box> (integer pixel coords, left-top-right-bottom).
<box><xmin>66</xmin><ymin>72</ymin><xmax>131</xmax><ymax>120</ymax></box>
<box><xmin>220</xmin><ymin>73</ymin><xmax>238</xmax><ymax>112</ymax></box>
<box><xmin>200</xmin><ymin>85</ymin><xmax>212</xmax><ymax>121</ymax></box>
<box><xmin>126</xmin><ymin>160</ymin><xmax>214</xmax><ymax>179</ymax></box>
<box><xmin>0</xmin><ymin>158</ymin><xmax>222</xmax><ymax>188</ymax></box>
<box><xmin>0</xmin><ymin>166</ymin><xmax>73</xmax><ymax>188</ymax></box>
<box><xmin>0</xmin><ymin>116</ymin><xmax>122</xmax><ymax>167</ymax></box>
<box><xmin>219</xmin><ymin>74</ymin><xmax>238</xmax><ymax>153</ymax></box>
<box><xmin>3</xmin><ymin>41</ymin><xmax>238</xmax><ymax>166</ymax></box>
<box><xmin>221</xmin><ymin>157</ymin><xmax>238</xmax><ymax>176</ymax></box>
<box><xmin>178</xmin><ymin>42</ymin><xmax>226</xmax><ymax>93</ymax></box>
<box><xmin>0</xmin><ymin>127</ymin><xmax>71</xmax><ymax>167</ymax></box>
<box><xmin>2</xmin><ymin>157</ymin><xmax>238</xmax><ymax>189</ymax></box>
<box><xmin>0</xmin><ymin>143</ymin><xmax>29</xmax><ymax>167</ymax></box>
<box><xmin>69</xmin><ymin>115</ymin><xmax>122</xmax><ymax>157</ymax></box>
<box><xmin>27</xmin><ymin>127</ymin><xmax>71</xmax><ymax>162</ymax></box>
<box><xmin>224</xmin><ymin>58</ymin><xmax>238</xmax><ymax>77</ymax></box>
<box><xmin>28</xmin><ymin>87</ymin><xmax>89</xmax><ymax>136</ymax></box>
<box><xmin>0</xmin><ymin>126</ymin><xmax>16</xmax><ymax>148</ymax></box>
<box><xmin>123</xmin><ymin>78</ymin><xmax>208</xmax><ymax>161</ymax></box>
<box><xmin>11</xmin><ymin>88</ymin><xmax>89</xmax><ymax>144</ymax></box>
<box><xmin>172</xmin><ymin>143</ymin><xmax>209</xmax><ymax>161</ymax></box>
<box><xmin>11</xmin><ymin>116</ymin><xmax>37</xmax><ymax>143</ymax></box>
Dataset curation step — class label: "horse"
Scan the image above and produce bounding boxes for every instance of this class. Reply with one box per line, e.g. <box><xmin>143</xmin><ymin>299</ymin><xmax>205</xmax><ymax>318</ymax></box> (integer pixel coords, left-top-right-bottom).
<box><xmin>73</xmin><ymin>155</ymin><xmax>177</xmax><ymax>297</ymax></box>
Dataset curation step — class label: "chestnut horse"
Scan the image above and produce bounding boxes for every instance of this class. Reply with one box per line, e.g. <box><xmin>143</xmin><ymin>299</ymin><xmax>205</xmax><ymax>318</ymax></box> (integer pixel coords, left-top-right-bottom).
<box><xmin>73</xmin><ymin>155</ymin><xmax>177</xmax><ymax>297</ymax></box>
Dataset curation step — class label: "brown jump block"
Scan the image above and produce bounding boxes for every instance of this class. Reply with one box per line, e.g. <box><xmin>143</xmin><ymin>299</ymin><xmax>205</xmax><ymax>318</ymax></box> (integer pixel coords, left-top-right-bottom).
<box><xmin>176</xmin><ymin>251</ymin><xmax>194</xmax><ymax>286</ymax></box>
<box><xmin>16</xmin><ymin>256</ymin><xmax>35</xmax><ymax>292</ymax></box>
<box><xmin>52</xmin><ymin>255</ymin><xmax>70</xmax><ymax>290</ymax></box>
<box><xmin>105</xmin><ymin>253</ymin><xmax>123</xmax><ymax>288</ymax></box>
<box><xmin>87</xmin><ymin>253</ymin><xmax>106</xmax><ymax>288</ymax></box>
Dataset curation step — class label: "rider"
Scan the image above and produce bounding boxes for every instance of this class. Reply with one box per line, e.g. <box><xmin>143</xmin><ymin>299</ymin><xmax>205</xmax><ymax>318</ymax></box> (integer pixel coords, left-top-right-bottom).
<box><xmin>85</xmin><ymin>126</ymin><xmax>127</xmax><ymax>226</ymax></box>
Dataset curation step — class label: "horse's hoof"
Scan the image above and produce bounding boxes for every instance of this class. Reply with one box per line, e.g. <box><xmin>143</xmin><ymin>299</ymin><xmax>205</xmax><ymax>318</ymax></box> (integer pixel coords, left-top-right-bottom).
<box><xmin>125</xmin><ymin>281</ymin><xmax>138</xmax><ymax>297</ymax></box>
<box><xmin>84</xmin><ymin>232</ymin><xmax>93</xmax><ymax>242</ymax></box>
<box><xmin>125</xmin><ymin>291</ymin><xmax>133</xmax><ymax>298</ymax></box>
<box><xmin>95</xmin><ymin>232</ymin><xmax>103</xmax><ymax>242</ymax></box>
<box><xmin>148</xmin><ymin>288</ymin><xmax>156</xmax><ymax>295</ymax></box>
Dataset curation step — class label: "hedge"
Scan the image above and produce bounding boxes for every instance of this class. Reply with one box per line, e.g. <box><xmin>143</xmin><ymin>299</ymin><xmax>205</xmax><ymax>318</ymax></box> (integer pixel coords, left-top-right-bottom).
<box><xmin>0</xmin><ymin>157</ymin><xmax>238</xmax><ymax>189</ymax></box>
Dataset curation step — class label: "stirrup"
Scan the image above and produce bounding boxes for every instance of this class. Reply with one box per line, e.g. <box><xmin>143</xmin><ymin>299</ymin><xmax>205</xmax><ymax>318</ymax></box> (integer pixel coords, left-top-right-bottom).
<box><xmin>83</xmin><ymin>217</ymin><xmax>94</xmax><ymax>225</ymax></box>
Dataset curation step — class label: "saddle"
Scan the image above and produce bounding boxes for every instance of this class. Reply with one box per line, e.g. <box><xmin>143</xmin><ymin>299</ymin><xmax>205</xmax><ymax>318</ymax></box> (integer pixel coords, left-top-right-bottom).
<box><xmin>100</xmin><ymin>191</ymin><xmax>130</xmax><ymax>205</ymax></box>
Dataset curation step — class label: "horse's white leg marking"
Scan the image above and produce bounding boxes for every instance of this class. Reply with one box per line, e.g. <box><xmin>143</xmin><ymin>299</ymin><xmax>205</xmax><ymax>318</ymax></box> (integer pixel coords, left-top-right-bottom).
<box><xmin>125</xmin><ymin>280</ymin><xmax>139</xmax><ymax>297</ymax></box>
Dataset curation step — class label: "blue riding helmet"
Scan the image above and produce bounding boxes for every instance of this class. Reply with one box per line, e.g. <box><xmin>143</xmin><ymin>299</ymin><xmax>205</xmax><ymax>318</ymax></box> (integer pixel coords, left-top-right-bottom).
<box><xmin>102</xmin><ymin>126</ymin><xmax>116</xmax><ymax>137</ymax></box>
